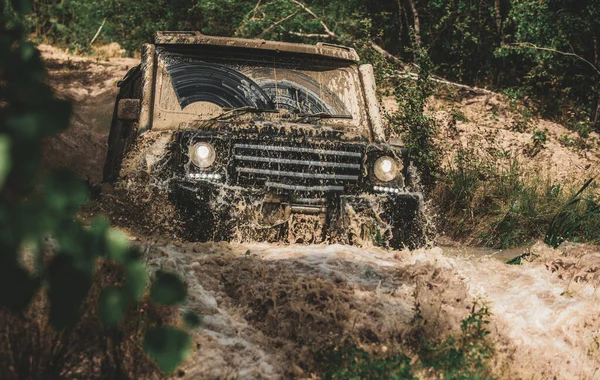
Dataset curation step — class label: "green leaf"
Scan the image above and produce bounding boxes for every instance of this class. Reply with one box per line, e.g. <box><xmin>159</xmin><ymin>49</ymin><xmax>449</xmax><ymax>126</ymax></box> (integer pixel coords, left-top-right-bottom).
<box><xmin>0</xmin><ymin>135</ymin><xmax>11</xmax><ymax>189</ymax></box>
<box><xmin>106</xmin><ymin>228</ymin><xmax>129</xmax><ymax>261</ymax></box>
<box><xmin>150</xmin><ymin>270</ymin><xmax>186</xmax><ymax>306</ymax></box>
<box><xmin>505</xmin><ymin>255</ymin><xmax>522</xmax><ymax>265</ymax></box>
<box><xmin>10</xmin><ymin>0</ymin><xmax>32</xmax><ymax>14</ymax></box>
<box><xmin>183</xmin><ymin>310</ymin><xmax>202</xmax><ymax>328</ymax></box>
<box><xmin>98</xmin><ymin>286</ymin><xmax>128</xmax><ymax>328</ymax></box>
<box><xmin>143</xmin><ymin>326</ymin><xmax>192</xmax><ymax>374</ymax></box>
<box><xmin>125</xmin><ymin>259</ymin><xmax>148</xmax><ymax>300</ymax></box>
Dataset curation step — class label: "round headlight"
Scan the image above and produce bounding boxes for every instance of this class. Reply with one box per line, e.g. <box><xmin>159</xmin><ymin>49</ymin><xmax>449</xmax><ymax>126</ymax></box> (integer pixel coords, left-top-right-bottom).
<box><xmin>190</xmin><ymin>142</ymin><xmax>216</xmax><ymax>168</ymax></box>
<box><xmin>374</xmin><ymin>156</ymin><xmax>401</xmax><ymax>182</ymax></box>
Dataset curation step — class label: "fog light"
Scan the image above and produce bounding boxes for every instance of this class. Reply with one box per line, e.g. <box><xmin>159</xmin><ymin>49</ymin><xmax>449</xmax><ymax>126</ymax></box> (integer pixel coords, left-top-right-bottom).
<box><xmin>373</xmin><ymin>185</ymin><xmax>402</xmax><ymax>194</ymax></box>
<box><xmin>187</xmin><ymin>172</ymin><xmax>222</xmax><ymax>181</ymax></box>
<box><xmin>190</xmin><ymin>142</ymin><xmax>216</xmax><ymax>168</ymax></box>
<box><xmin>374</xmin><ymin>156</ymin><xmax>401</xmax><ymax>182</ymax></box>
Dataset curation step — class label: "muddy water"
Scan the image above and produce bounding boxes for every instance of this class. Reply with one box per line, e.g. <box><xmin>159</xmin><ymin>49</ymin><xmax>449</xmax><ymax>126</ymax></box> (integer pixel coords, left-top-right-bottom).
<box><xmin>441</xmin><ymin>244</ymin><xmax>529</xmax><ymax>262</ymax></box>
<box><xmin>145</xmin><ymin>240</ymin><xmax>600</xmax><ymax>379</ymax></box>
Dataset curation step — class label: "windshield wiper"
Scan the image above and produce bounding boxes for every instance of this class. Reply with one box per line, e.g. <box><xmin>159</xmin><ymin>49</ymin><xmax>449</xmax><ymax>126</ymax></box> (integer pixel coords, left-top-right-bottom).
<box><xmin>211</xmin><ymin>106</ymin><xmax>279</xmax><ymax>121</ymax></box>
<box><xmin>291</xmin><ymin>112</ymin><xmax>353</xmax><ymax>122</ymax></box>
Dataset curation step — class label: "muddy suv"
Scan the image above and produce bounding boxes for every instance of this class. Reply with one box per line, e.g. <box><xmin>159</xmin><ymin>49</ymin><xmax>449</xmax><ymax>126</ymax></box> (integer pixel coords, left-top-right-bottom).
<box><xmin>104</xmin><ymin>31</ymin><xmax>423</xmax><ymax>248</ymax></box>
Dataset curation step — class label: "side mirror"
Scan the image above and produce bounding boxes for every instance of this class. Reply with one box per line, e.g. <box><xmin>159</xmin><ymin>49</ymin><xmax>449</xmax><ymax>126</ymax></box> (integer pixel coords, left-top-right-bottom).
<box><xmin>116</xmin><ymin>99</ymin><xmax>141</xmax><ymax>121</ymax></box>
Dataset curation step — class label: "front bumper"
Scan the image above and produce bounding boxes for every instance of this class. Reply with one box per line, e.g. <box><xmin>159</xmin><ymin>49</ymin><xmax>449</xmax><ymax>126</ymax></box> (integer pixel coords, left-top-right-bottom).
<box><xmin>169</xmin><ymin>177</ymin><xmax>421</xmax><ymax>247</ymax></box>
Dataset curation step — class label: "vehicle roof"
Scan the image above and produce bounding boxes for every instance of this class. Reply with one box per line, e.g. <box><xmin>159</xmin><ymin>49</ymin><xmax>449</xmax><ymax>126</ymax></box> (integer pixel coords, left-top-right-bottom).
<box><xmin>153</xmin><ymin>31</ymin><xmax>360</xmax><ymax>62</ymax></box>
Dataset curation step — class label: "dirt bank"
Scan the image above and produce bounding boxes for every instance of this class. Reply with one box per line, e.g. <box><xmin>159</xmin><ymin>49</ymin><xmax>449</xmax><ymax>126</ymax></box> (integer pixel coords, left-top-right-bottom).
<box><xmin>40</xmin><ymin>44</ymin><xmax>139</xmax><ymax>185</ymax></box>
<box><xmin>384</xmin><ymin>93</ymin><xmax>600</xmax><ymax>184</ymax></box>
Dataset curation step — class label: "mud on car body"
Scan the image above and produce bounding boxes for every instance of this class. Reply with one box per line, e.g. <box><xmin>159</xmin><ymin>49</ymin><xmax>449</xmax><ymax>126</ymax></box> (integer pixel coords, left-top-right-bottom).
<box><xmin>104</xmin><ymin>31</ymin><xmax>423</xmax><ymax>248</ymax></box>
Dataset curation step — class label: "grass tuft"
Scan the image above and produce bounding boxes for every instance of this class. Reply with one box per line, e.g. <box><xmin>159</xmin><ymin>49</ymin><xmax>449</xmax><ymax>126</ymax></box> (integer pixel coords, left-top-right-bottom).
<box><xmin>545</xmin><ymin>178</ymin><xmax>600</xmax><ymax>248</ymax></box>
<box><xmin>435</xmin><ymin>147</ymin><xmax>600</xmax><ymax>247</ymax></box>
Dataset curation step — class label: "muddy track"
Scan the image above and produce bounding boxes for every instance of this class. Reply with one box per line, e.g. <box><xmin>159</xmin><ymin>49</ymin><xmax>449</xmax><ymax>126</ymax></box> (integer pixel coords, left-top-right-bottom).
<box><xmin>143</xmin><ymin>240</ymin><xmax>600</xmax><ymax>379</ymax></box>
<box><xmin>40</xmin><ymin>44</ymin><xmax>600</xmax><ymax>379</ymax></box>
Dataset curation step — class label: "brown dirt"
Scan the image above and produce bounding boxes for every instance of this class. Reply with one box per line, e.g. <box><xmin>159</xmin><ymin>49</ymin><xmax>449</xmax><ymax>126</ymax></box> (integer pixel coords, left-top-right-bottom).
<box><xmin>40</xmin><ymin>44</ymin><xmax>139</xmax><ymax>185</ymax></box>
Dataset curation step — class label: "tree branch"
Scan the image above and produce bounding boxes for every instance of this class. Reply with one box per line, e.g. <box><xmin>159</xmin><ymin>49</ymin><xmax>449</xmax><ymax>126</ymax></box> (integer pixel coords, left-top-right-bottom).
<box><xmin>394</xmin><ymin>72</ymin><xmax>498</xmax><ymax>95</ymax></box>
<box><xmin>289</xmin><ymin>0</ymin><xmax>336</xmax><ymax>38</ymax></box>
<box><xmin>89</xmin><ymin>17</ymin><xmax>106</xmax><ymax>45</ymax></box>
<box><xmin>406</xmin><ymin>0</ymin><xmax>421</xmax><ymax>46</ymax></box>
<box><xmin>256</xmin><ymin>10</ymin><xmax>299</xmax><ymax>38</ymax></box>
<box><xmin>287</xmin><ymin>31</ymin><xmax>331</xmax><ymax>39</ymax></box>
<box><xmin>507</xmin><ymin>42</ymin><xmax>600</xmax><ymax>76</ymax></box>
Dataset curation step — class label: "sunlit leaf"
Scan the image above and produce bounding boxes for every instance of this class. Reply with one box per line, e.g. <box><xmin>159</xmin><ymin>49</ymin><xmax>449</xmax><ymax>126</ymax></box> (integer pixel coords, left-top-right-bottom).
<box><xmin>125</xmin><ymin>259</ymin><xmax>148</xmax><ymax>300</ymax></box>
<box><xmin>106</xmin><ymin>228</ymin><xmax>129</xmax><ymax>261</ymax></box>
<box><xmin>150</xmin><ymin>270</ymin><xmax>186</xmax><ymax>305</ymax></box>
<box><xmin>99</xmin><ymin>286</ymin><xmax>128</xmax><ymax>328</ymax></box>
<box><xmin>143</xmin><ymin>326</ymin><xmax>192</xmax><ymax>374</ymax></box>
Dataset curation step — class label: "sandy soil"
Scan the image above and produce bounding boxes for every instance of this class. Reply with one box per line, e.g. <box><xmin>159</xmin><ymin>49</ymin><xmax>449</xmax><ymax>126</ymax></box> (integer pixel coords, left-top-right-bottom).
<box><xmin>40</xmin><ymin>44</ymin><xmax>600</xmax><ymax>379</ymax></box>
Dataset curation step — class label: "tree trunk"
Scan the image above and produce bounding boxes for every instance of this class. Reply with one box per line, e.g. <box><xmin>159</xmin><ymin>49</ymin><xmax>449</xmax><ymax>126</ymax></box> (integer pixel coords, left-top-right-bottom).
<box><xmin>396</xmin><ymin>0</ymin><xmax>404</xmax><ymax>40</ymax></box>
<box><xmin>400</xmin><ymin>0</ymin><xmax>411</xmax><ymax>47</ymax></box>
<box><xmin>592</xmin><ymin>36</ymin><xmax>599</xmax><ymax>127</ymax></box>
<box><xmin>494</xmin><ymin>0</ymin><xmax>503</xmax><ymax>42</ymax></box>
<box><xmin>406</xmin><ymin>0</ymin><xmax>421</xmax><ymax>46</ymax></box>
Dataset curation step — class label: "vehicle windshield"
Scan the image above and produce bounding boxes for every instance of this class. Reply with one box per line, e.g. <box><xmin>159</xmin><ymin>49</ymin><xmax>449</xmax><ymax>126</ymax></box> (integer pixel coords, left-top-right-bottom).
<box><xmin>152</xmin><ymin>47</ymin><xmax>368</xmax><ymax>130</ymax></box>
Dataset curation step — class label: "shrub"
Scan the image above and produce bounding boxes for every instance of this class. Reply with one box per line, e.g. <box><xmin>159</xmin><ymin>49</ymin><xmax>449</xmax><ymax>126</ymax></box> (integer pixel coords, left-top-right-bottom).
<box><xmin>0</xmin><ymin>1</ymin><xmax>195</xmax><ymax>376</ymax></box>
<box><xmin>322</xmin><ymin>342</ymin><xmax>415</xmax><ymax>380</ymax></box>
<box><xmin>545</xmin><ymin>178</ymin><xmax>600</xmax><ymax>248</ymax></box>
<box><xmin>417</xmin><ymin>304</ymin><xmax>494</xmax><ymax>380</ymax></box>
<box><xmin>387</xmin><ymin>47</ymin><xmax>441</xmax><ymax>186</ymax></box>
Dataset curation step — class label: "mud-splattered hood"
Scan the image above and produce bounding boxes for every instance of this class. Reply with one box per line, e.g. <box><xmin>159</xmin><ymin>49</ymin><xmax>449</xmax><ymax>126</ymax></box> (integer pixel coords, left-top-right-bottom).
<box><xmin>179</xmin><ymin>119</ymin><xmax>371</xmax><ymax>142</ymax></box>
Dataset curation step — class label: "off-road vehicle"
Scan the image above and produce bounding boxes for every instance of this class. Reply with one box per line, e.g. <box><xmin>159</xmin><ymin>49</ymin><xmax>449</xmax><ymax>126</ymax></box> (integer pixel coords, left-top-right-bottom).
<box><xmin>104</xmin><ymin>31</ymin><xmax>423</xmax><ymax>248</ymax></box>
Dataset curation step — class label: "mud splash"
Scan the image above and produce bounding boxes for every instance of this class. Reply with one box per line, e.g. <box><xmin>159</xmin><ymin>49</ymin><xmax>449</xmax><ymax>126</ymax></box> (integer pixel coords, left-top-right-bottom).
<box><xmin>140</xmin><ymin>239</ymin><xmax>600</xmax><ymax>379</ymax></box>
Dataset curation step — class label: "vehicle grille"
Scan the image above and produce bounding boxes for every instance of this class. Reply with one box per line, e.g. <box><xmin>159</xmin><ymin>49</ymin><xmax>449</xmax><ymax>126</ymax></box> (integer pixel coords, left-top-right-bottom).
<box><xmin>232</xmin><ymin>140</ymin><xmax>364</xmax><ymax>193</ymax></box>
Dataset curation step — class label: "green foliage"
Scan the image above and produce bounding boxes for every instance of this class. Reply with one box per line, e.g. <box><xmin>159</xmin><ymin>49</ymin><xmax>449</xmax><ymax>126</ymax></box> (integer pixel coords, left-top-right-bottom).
<box><xmin>183</xmin><ymin>310</ymin><xmax>203</xmax><ymax>328</ymax></box>
<box><xmin>524</xmin><ymin>128</ymin><xmax>548</xmax><ymax>157</ymax></box>
<box><xmin>418</xmin><ymin>304</ymin><xmax>494</xmax><ymax>380</ymax></box>
<box><xmin>150</xmin><ymin>270</ymin><xmax>187</xmax><ymax>306</ymax></box>
<box><xmin>143</xmin><ymin>326</ymin><xmax>193</xmax><ymax>374</ymax></box>
<box><xmin>545</xmin><ymin>178</ymin><xmax>600</xmax><ymax>248</ymax></box>
<box><xmin>320</xmin><ymin>304</ymin><xmax>495</xmax><ymax>379</ymax></box>
<box><xmin>323</xmin><ymin>344</ymin><xmax>415</xmax><ymax>380</ymax></box>
<box><xmin>436</xmin><ymin>146</ymin><xmax>600</xmax><ymax>248</ymax></box>
<box><xmin>388</xmin><ymin>47</ymin><xmax>441</xmax><ymax>185</ymax></box>
<box><xmin>98</xmin><ymin>286</ymin><xmax>128</xmax><ymax>328</ymax></box>
<box><xmin>0</xmin><ymin>0</ymin><xmax>193</xmax><ymax>375</ymax></box>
